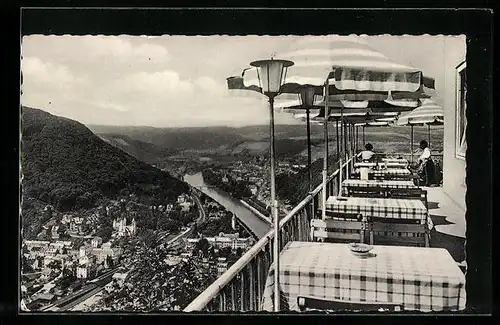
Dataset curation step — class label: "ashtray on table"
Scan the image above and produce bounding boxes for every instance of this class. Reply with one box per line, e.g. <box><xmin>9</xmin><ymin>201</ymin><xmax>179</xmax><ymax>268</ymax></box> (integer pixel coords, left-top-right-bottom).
<box><xmin>348</xmin><ymin>243</ymin><xmax>374</xmax><ymax>257</ymax></box>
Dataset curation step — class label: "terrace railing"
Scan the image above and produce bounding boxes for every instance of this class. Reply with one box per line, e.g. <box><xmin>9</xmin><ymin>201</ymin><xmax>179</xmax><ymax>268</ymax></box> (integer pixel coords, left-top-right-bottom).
<box><xmin>183</xmin><ymin>155</ymin><xmax>356</xmax><ymax>312</ymax></box>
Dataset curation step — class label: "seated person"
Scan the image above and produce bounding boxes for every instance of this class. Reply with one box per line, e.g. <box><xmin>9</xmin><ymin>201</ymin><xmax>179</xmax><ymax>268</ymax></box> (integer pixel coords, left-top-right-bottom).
<box><xmin>357</xmin><ymin>143</ymin><xmax>375</xmax><ymax>162</ymax></box>
<box><xmin>415</xmin><ymin>140</ymin><xmax>436</xmax><ymax>186</ymax></box>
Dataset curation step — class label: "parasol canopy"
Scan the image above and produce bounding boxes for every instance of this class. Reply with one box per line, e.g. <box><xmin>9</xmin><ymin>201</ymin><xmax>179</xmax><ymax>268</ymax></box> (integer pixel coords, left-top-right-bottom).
<box><xmin>396</xmin><ymin>98</ymin><xmax>444</xmax><ymax>125</ymax></box>
<box><xmin>237</xmin><ymin>35</ymin><xmax>435</xmax><ymax>101</ymax></box>
<box><xmin>395</xmin><ymin>98</ymin><xmax>443</xmax><ymax>162</ymax></box>
<box><xmin>354</xmin><ymin>121</ymin><xmax>393</xmax><ymax>127</ymax></box>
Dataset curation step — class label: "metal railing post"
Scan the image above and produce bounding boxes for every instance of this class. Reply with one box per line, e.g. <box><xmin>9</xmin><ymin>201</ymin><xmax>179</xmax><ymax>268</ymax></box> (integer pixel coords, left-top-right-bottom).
<box><xmin>249</xmin><ymin>263</ymin><xmax>255</xmax><ymax>310</ymax></box>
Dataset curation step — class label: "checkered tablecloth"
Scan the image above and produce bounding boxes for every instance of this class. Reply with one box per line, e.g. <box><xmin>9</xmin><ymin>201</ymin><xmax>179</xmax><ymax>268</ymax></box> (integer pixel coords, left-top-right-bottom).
<box><xmin>261</xmin><ymin>242</ymin><xmax>465</xmax><ymax>312</ymax></box>
<box><xmin>354</xmin><ymin>162</ymin><xmax>408</xmax><ymax>169</ymax></box>
<box><xmin>353</xmin><ymin>168</ymin><xmax>411</xmax><ymax>176</ymax></box>
<box><xmin>382</xmin><ymin>158</ymin><xmax>409</xmax><ymax>164</ymax></box>
<box><xmin>354</xmin><ymin>162</ymin><xmax>377</xmax><ymax>168</ymax></box>
<box><xmin>342</xmin><ymin>179</ymin><xmax>417</xmax><ymax>190</ymax></box>
<box><xmin>325</xmin><ymin>196</ymin><xmax>427</xmax><ymax>222</ymax></box>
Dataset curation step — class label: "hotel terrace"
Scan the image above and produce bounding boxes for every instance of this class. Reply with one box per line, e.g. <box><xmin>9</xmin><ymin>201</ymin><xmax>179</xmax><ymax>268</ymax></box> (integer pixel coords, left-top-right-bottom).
<box><xmin>180</xmin><ymin>36</ymin><xmax>468</xmax><ymax>313</ymax></box>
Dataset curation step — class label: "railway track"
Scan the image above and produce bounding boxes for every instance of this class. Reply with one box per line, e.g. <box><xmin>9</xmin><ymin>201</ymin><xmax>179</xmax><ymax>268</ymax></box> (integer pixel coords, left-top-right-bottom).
<box><xmin>40</xmin><ymin>266</ymin><xmax>121</xmax><ymax>311</ymax></box>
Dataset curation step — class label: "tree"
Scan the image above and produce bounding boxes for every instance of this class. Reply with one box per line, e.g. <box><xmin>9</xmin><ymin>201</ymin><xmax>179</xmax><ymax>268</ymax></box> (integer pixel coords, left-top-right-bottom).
<box><xmin>138</xmin><ymin>228</ymin><xmax>160</xmax><ymax>249</ymax></box>
<box><xmin>157</xmin><ymin>216</ymin><xmax>181</xmax><ymax>233</ymax></box>
<box><xmin>47</xmin><ymin>259</ymin><xmax>62</xmax><ymax>270</ymax></box>
<box><xmin>56</xmin><ymin>267</ymin><xmax>76</xmax><ymax>290</ymax></box>
<box><xmin>194</xmin><ymin>238</ymin><xmax>210</xmax><ymax>256</ymax></box>
<box><xmin>219</xmin><ymin>246</ymin><xmax>232</xmax><ymax>258</ymax></box>
<box><xmin>96</xmin><ymin>221</ymin><xmax>113</xmax><ymax>242</ymax></box>
<box><xmin>22</xmin><ymin>255</ymin><xmax>34</xmax><ymax>274</ymax></box>
<box><xmin>106</xmin><ymin>255</ymin><xmax>114</xmax><ymax>268</ymax></box>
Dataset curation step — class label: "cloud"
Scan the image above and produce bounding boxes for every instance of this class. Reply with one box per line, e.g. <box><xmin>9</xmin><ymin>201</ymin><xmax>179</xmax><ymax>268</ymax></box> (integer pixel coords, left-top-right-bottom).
<box><xmin>19</xmin><ymin>35</ymin><xmax>463</xmax><ymax>127</ymax></box>
<box><xmin>21</xmin><ymin>57</ymin><xmax>87</xmax><ymax>89</ymax></box>
<box><xmin>194</xmin><ymin>76</ymin><xmax>225</xmax><ymax>95</ymax></box>
<box><xmin>80</xmin><ymin>36</ymin><xmax>171</xmax><ymax>64</ymax></box>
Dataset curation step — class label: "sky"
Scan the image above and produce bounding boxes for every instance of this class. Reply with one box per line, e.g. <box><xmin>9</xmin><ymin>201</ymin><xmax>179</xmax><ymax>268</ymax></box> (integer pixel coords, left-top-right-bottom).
<box><xmin>21</xmin><ymin>34</ymin><xmax>465</xmax><ymax>127</ymax></box>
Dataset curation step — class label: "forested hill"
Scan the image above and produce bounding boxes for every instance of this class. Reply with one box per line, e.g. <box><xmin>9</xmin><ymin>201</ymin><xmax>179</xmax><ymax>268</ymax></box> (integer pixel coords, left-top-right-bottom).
<box><xmin>21</xmin><ymin>107</ymin><xmax>189</xmax><ymax>230</ymax></box>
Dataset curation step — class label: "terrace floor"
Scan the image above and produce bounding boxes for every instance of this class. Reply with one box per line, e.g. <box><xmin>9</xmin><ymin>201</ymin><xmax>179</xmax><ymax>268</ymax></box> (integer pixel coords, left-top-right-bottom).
<box><xmin>424</xmin><ymin>186</ymin><xmax>466</xmax><ymax>263</ymax></box>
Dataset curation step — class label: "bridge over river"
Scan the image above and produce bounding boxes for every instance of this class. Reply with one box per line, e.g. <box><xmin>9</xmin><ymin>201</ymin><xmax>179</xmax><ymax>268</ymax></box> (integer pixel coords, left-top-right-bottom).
<box><xmin>183</xmin><ymin>173</ymin><xmax>271</xmax><ymax>239</ymax></box>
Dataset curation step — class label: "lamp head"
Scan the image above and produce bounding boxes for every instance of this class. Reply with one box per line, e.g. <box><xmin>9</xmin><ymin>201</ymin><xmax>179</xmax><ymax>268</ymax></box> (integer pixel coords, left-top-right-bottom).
<box><xmin>250</xmin><ymin>58</ymin><xmax>294</xmax><ymax>98</ymax></box>
<box><xmin>299</xmin><ymin>86</ymin><xmax>316</xmax><ymax>108</ymax></box>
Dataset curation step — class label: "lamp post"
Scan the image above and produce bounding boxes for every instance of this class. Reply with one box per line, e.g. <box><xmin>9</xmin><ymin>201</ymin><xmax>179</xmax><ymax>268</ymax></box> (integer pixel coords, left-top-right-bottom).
<box><xmin>250</xmin><ymin>58</ymin><xmax>293</xmax><ymax>312</ymax></box>
<box><xmin>298</xmin><ymin>86</ymin><xmax>316</xmax><ymax>192</ymax></box>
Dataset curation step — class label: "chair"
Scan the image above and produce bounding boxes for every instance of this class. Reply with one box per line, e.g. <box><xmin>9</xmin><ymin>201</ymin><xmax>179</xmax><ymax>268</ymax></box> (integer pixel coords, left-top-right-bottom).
<box><xmin>310</xmin><ymin>218</ymin><xmax>366</xmax><ymax>243</ymax></box>
<box><xmin>297</xmin><ymin>296</ymin><xmax>404</xmax><ymax>312</ymax></box>
<box><xmin>366</xmin><ymin>219</ymin><xmax>430</xmax><ymax>247</ymax></box>
<box><xmin>457</xmin><ymin>261</ymin><xmax>467</xmax><ymax>274</ymax></box>
<box><xmin>373</xmin><ymin>174</ymin><xmax>414</xmax><ymax>181</ymax></box>
<box><xmin>388</xmin><ymin>188</ymin><xmax>428</xmax><ymax>210</ymax></box>
<box><xmin>345</xmin><ymin>186</ymin><xmax>387</xmax><ymax>198</ymax></box>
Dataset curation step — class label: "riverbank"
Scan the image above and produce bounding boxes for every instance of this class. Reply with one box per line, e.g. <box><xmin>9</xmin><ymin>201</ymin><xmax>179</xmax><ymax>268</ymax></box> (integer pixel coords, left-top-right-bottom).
<box><xmin>239</xmin><ymin>200</ymin><xmax>271</xmax><ymax>225</ymax></box>
<box><xmin>184</xmin><ymin>173</ymin><xmax>271</xmax><ymax>239</ymax></box>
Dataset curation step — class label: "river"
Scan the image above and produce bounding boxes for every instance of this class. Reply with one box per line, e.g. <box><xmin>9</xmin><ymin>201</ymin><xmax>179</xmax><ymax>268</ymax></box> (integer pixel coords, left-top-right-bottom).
<box><xmin>183</xmin><ymin>172</ymin><xmax>271</xmax><ymax>239</ymax></box>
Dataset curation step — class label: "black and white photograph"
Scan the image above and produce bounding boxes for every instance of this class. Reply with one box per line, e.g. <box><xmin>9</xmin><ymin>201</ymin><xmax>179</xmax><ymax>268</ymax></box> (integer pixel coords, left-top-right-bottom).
<box><xmin>16</xmin><ymin>8</ymin><xmax>492</xmax><ymax>315</ymax></box>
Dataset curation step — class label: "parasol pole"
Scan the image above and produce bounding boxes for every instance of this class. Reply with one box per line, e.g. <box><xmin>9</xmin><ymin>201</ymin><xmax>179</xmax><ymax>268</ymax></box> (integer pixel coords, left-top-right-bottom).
<box><xmin>348</xmin><ymin>123</ymin><xmax>352</xmax><ymax>170</ymax></box>
<box><xmin>428</xmin><ymin>124</ymin><xmax>431</xmax><ymax>148</ymax></box>
<box><xmin>321</xmin><ymin>80</ymin><xmax>329</xmax><ymax>220</ymax></box>
<box><xmin>362</xmin><ymin>125</ymin><xmax>365</xmax><ymax>145</ymax></box>
<box><xmin>410</xmin><ymin>124</ymin><xmax>414</xmax><ymax>164</ymax></box>
<box><xmin>339</xmin><ymin>98</ymin><xmax>345</xmax><ymax>193</ymax></box>
<box><xmin>355</xmin><ymin>125</ymin><xmax>358</xmax><ymax>153</ymax></box>
<box><xmin>306</xmin><ymin>107</ymin><xmax>312</xmax><ymax>192</ymax></box>
<box><xmin>336</xmin><ymin>119</ymin><xmax>340</xmax><ymax>159</ymax></box>
<box><xmin>349</xmin><ymin>123</ymin><xmax>354</xmax><ymax>170</ymax></box>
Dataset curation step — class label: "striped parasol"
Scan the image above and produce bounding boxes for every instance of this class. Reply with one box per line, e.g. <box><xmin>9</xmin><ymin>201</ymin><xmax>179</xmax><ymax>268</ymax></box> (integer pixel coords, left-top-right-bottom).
<box><xmin>238</xmin><ymin>35</ymin><xmax>435</xmax><ymax>100</ymax></box>
<box><xmin>397</xmin><ymin>98</ymin><xmax>444</xmax><ymax>125</ymax></box>
<box><xmin>227</xmin><ymin>35</ymin><xmax>436</xmax><ymax>223</ymax></box>
<box><xmin>396</xmin><ymin>98</ymin><xmax>444</xmax><ymax>162</ymax></box>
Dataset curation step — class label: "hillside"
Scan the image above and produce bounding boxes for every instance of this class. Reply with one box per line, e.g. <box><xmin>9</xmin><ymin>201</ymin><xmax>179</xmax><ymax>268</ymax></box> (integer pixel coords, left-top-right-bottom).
<box><xmin>92</xmin><ymin>124</ymin><xmax>443</xmax><ymax>165</ymax></box>
<box><xmin>21</xmin><ymin>107</ymin><xmax>189</xmax><ymax>238</ymax></box>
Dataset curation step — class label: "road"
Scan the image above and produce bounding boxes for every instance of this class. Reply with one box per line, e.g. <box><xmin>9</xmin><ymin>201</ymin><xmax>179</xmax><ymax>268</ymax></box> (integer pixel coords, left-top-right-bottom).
<box><xmin>190</xmin><ymin>190</ymin><xmax>206</xmax><ymax>225</ymax></box>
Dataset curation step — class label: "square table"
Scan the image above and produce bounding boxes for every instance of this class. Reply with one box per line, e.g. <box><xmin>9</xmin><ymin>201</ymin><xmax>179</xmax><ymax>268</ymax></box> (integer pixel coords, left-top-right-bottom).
<box><xmin>353</xmin><ymin>168</ymin><xmax>412</xmax><ymax>177</ymax></box>
<box><xmin>382</xmin><ymin>157</ymin><xmax>409</xmax><ymax>164</ymax></box>
<box><xmin>261</xmin><ymin>242</ymin><xmax>465</xmax><ymax>312</ymax></box>
<box><xmin>325</xmin><ymin>196</ymin><xmax>428</xmax><ymax>223</ymax></box>
<box><xmin>342</xmin><ymin>179</ymin><xmax>417</xmax><ymax>191</ymax></box>
<box><xmin>354</xmin><ymin>162</ymin><xmax>377</xmax><ymax>168</ymax></box>
<box><xmin>354</xmin><ymin>162</ymin><xmax>408</xmax><ymax>169</ymax></box>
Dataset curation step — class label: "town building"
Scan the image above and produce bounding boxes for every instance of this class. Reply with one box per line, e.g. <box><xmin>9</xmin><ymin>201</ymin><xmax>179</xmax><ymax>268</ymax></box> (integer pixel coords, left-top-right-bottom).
<box><xmin>69</xmin><ymin>217</ymin><xmax>84</xmax><ymax>234</ymax></box>
<box><xmin>91</xmin><ymin>236</ymin><xmax>103</xmax><ymax>248</ymax></box>
<box><xmin>216</xmin><ymin>257</ymin><xmax>229</xmax><ymax>277</ymax></box>
<box><xmin>186</xmin><ymin>233</ymin><xmax>255</xmax><ymax>251</ymax></box>
<box><xmin>51</xmin><ymin>225</ymin><xmax>60</xmax><ymax>239</ymax></box>
<box><xmin>40</xmin><ymin>267</ymin><xmax>55</xmax><ymax>281</ymax></box>
<box><xmin>24</xmin><ymin>240</ymin><xmax>50</xmax><ymax>250</ymax></box>
<box><xmin>61</xmin><ymin>214</ymin><xmax>73</xmax><ymax>224</ymax></box>
<box><xmin>249</xmin><ymin>185</ymin><xmax>258</xmax><ymax>196</ymax></box>
<box><xmin>112</xmin><ymin>217</ymin><xmax>137</xmax><ymax>237</ymax></box>
<box><xmin>92</xmin><ymin>246</ymin><xmax>122</xmax><ymax>265</ymax></box>
<box><xmin>79</xmin><ymin>245</ymin><xmax>94</xmax><ymax>258</ymax></box>
<box><xmin>76</xmin><ymin>264</ymin><xmax>97</xmax><ymax>279</ymax></box>
<box><xmin>111</xmin><ymin>272</ymin><xmax>129</xmax><ymax>287</ymax></box>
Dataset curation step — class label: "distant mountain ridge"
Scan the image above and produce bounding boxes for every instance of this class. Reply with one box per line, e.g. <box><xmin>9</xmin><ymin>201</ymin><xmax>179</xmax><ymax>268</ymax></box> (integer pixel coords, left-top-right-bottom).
<box><xmin>90</xmin><ymin>123</ymin><xmax>443</xmax><ymax>161</ymax></box>
<box><xmin>21</xmin><ymin>107</ymin><xmax>189</xmax><ymax>239</ymax></box>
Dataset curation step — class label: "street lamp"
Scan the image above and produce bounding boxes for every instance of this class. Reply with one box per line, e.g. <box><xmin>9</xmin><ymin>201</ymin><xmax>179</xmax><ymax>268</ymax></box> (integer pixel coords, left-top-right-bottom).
<box><xmin>250</xmin><ymin>58</ymin><xmax>293</xmax><ymax>312</ymax></box>
<box><xmin>298</xmin><ymin>86</ymin><xmax>317</xmax><ymax>192</ymax></box>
